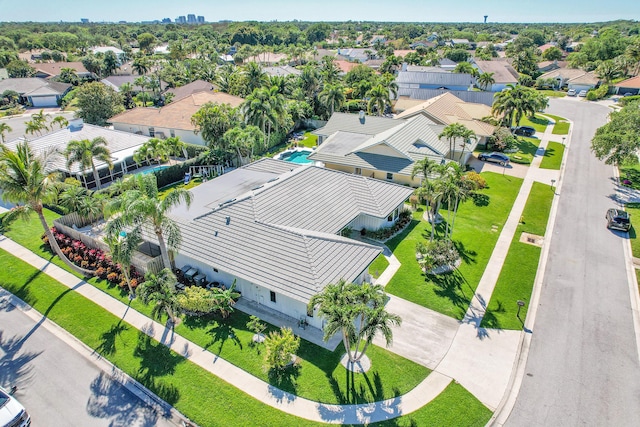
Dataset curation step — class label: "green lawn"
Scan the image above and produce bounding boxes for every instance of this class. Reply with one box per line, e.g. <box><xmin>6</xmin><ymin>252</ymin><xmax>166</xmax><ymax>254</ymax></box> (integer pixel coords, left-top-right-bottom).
<box><xmin>385</xmin><ymin>172</ymin><xmax>523</xmax><ymax>319</ymax></box>
<box><xmin>481</xmin><ymin>182</ymin><xmax>554</xmax><ymax>330</ymax></box>
<box><xmin>542</xmin><ymin>114</ymin><xmax>570</xmax><ymax>135</ymax></box>
<box><xmin>369</xmin><ymin>253</ymin><xmax>390</xmax><ymax>279</ymax></box>
<box><xmin>299</xmin><ymin>131</ymin><xmax>318</xmax><ymax>148</ymax></box>
<box><xmin>517</xmin><ymin>114</ymin><xmax>550</xmax><ymax>133</ymax></box>
<box><xmin>619</xmin><ymin>163</ymin><xmax>640</xmax><ymax>191</ymax></box>
<box><xmin>539</xmin><ymin>141</ymin><xmax>565</xmax><ymax>170</ymax></box>
<box><xmin>475</xmin><ymin>137</ymin><xmax>539</xmax><ymax>165</ymax></box>
<box><xmin>0</xmin><ymin>243</ymin><xmax>491</xmax><ymax>426</ymax></box>
<box><xmin>536</xmin><ymin>90</ymin><xmax>567</xmax><ymax>98</ymax></box>
<box><xmin>0</xmin><ymin>210</ymin><xmax>428</xmax><ymax>405</ymax></box>
<box><xmin>626</xmin><ymin>203</ymin><xmax>640</xmax><ymax>258</ymax></box>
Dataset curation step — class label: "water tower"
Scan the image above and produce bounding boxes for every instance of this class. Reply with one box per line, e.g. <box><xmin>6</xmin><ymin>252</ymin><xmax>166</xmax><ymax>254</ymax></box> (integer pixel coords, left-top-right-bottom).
<box><xmin>484</xmin><ymin>15</ymin><xmax>488</xmax><ymax>24</ymax></box>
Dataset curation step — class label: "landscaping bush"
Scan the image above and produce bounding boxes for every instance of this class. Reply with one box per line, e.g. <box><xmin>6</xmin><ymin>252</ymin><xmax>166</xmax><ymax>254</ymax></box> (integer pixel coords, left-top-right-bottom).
<box><xmin>183</xmin><ymin>143</ymin><xmax>209</xmax><ymax>159</ymax></box>
<box><xmin>464</xmin><ymin>171</ymin><xmax>486</xmax><ymax>189</ymax></box>
<box><xmin>417</xmin><ymin>240</ymin><xmax>460</xmax><ymax>272</ymax></box>
<box><xmin>154</xmin><ymin>157</ymin><xmax>201</xmax><ymax>188</ymax></box>
<box><xmin>619</xmin><ymin>96</ymin><xmax>640</xmax><ymax>106</ymax></box>
<box><xmin>367</xmin><ymin>209</ymin><xmax>412</xmax><ymax>241</ymax></box>
<box><xmin>176</xmin><ymin>286</ymin><xmax>219</xmax><ymax>316</ymax></box>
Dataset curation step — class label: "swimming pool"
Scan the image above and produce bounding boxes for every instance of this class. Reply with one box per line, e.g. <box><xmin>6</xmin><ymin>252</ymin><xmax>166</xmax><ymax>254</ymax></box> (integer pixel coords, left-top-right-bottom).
<box><xmin>277</xmin><ymin>149</ymin><xmax>314</xmax><ymax>164</ymax></box>
<box><xmin>139</xmin><ymin>165</ymin><xmax>170</xmax><ymax>174</ymax></box>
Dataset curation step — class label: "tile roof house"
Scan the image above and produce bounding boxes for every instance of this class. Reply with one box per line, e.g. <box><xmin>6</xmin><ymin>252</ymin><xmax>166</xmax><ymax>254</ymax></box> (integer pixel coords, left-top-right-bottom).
<box><xmin>245</xmin><ymin>53</ymin><xmax>289</xmax><ymax>65</ymax></box>
<box><xmin>309</xmin><ymin>111</ymin><xmax>477</xmax><ymax>186</ymax></box>
<box><xmin>100</xmin><ymin>75</ymin><xmax>169</xmax><ymax>93</ymax></box>
<box><xmin>162</xmin><ymin>158</ymin><xmax>412</xmax><ymax>331</ymax></box>
<box><xmin>537</xmin><ymin>60</ymin><xmax>567</xmax><ymax>73</ymax></box>
<box><xmin>537</xmin><ymin>68</ymin><xmax>600</xmax><ymax>92</ymax></box>
<box><xmin>613</xmin><ymin>75</ymin><xmax>640</xmax><ymax>96</ymax></box>
<box><xmin>4</xmin><ymin>119</ymin><xmax>150</xmax><ymax>188</ymax></box>
<box><xmin>472</xmin><ymin>60</ymin><xmax>519</xmax><ymax>91</ymax></box>
<box><xmin>164</xmin><ymin>80</ymin><xmax>218</xmax><ymax>102</ymax></box>
<box><xmin>0</xmin><ymin>78</ymin><xmax>71</xmax><ymax>107</ymax></box>
<box><xmin>262</xmin><ymin>65</ymin><xmax>302</xmax><ymax>77</ymax></box>
<box><xmin>33</xmin><ymin>62</ymin><xmax>93</xmax><ymax>79</ymax></box>
<box><xmin>395</xmin><ymin>93</ymin><xmax>495</xmax><ymax>144</ymax></box>
<box><xmin>109</xmin><ymin>91</ymin><xmax>244</xmax><ymax>145</ymax></box>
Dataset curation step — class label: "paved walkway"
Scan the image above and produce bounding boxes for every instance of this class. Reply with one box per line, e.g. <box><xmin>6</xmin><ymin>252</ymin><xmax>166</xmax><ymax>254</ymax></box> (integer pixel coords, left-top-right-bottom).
<box><xmin>0</xmin><ymin>120</ymin><xmax>567</xmax><ymax>422</ymax></box>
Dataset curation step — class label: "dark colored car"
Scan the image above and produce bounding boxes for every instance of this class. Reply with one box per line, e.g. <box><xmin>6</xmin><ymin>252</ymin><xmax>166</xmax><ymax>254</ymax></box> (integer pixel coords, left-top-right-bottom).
<box><xmin>514</xmin><ymin>126</ymin><xmax>536</xmax><ymax>137</ymax></box>
<box><xmin>606</xmin><ymin>208</ymin><xmax>631</xmax><ymax>231</ymax></box>
<box><xmin>478</xmin><ymin>152</ymin><xmax>510</xmax><ymax>166</ymax></box>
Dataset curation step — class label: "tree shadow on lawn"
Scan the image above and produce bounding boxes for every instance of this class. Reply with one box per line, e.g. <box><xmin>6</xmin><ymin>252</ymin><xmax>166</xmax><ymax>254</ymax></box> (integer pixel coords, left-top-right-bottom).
<box><xmin>327</xmin><ymin>364</ymin><xmax>394</xmax><ymax>404</ymax></box>
<box><xmin>267</xmin><ymin>362</ymin><xmax>301</xmax><ymax>398</ymax></box>
<box><xmin>182</xmin><ymin>314</ymin><xmax>243</xmax><ymax>355</ymax></box>
<box><xmin>428</xmin><ymin>270</ymin><xmax>474</xmax><ymax>317</ymax></box>
<box><xmin>94</xmin><ymin>320</ymin><xmax>130</xmax><ymax>356</ymax></box>
<box><xmin>133</xmin><ymin>331</ymin><xmax>181</xmax><ymax>405</ymax></box>
<box><xmin>479</xmin><ymin>300</ymin><xmax>505</xmax><ymax>329</ymax></box>
<box><xmin>471</xmin><ymin>193</ymin><xmax>490</xmax><ymax>207</ymax></box>
<box><xmin>542</xmin><ymin>147</ymin><xmax>556</xmax><ymax>158</ymax></box>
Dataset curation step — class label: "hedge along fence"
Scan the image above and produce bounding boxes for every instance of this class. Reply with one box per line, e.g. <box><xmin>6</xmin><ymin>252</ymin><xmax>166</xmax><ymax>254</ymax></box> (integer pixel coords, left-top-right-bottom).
<box><xmin>153</xmin><ymin>156</ymin><xmax>203</xmax><ymax>188</ymax></box>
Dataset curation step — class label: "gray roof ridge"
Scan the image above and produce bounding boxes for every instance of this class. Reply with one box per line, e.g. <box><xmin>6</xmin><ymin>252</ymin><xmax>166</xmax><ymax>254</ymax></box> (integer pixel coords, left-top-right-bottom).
<box><xmin>350</xmin><ymin>120</ymin><xmax>412</xmax><ymax>156</ymax></box>
<box><xmin>359</xmin><ymin>176</ymin><xmax>385</xmax><ymax>216</ymax></box>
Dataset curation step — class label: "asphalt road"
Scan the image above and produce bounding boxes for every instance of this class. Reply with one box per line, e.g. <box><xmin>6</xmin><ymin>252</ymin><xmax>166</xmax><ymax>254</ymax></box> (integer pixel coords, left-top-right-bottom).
<box><xmin>506</xmin><ymin>98</ymin><xmax>640</xmax><ymax>425</ymax></box>
<box><xmin>0</xmin><ymin>296</ymin><xmax>176</xmax><ymax>427</ymax></box>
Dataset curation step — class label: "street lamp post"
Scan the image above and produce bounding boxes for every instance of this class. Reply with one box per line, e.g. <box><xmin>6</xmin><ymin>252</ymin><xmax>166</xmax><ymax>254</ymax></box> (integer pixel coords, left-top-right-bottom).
<box><xmin>516</xmin><ymin>300</ymin><xmax>525</xmax><ymax>320</ymax></box>
<box><xmin>562</xmin><ymin>136</ymin><xmax>566</xmax><ymax>146</ymax></box>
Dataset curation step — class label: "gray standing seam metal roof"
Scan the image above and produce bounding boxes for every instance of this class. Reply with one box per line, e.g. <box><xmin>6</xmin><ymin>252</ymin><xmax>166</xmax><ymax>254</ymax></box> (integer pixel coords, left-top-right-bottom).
<box><xmin>167</xmin><ymin>164</ymin><xmax>412</xmax><ymax>303</ymax></box>
<box><xmin>397</xmin><ymin>88</ymin><xmax>496</xmax><ymax>106</ymax></box>
<box><xmin>396</xmin><ymin>71</ymin><xmax>476</xmax><ymax>87</ymax></box>
<box><xmin>313</xmin><ymin>112</ymin><xmax>399</xmax><ymax>138</ymax></box>
<box><xmin>0</xmin><ymin>78</ymin><xmax>70</xmax><ymax>96</ymax></box>
<box><xmin>4</xmin><ymin>123</ymin><xmax>150</xmax><ymax>173</ymax></box>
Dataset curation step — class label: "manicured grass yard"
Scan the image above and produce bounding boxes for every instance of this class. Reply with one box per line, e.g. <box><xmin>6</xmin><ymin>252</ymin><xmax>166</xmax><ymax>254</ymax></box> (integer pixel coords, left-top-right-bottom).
<box><xmin>626</xmin><ymin>203</ymin><xmax>640</xmax><ymax>258</ymax></box>
<box><xmin>299</xmin><ymin>131</ymin><xmax>318</xmax><ymax>148</ymax></box>
<box><xmin>475</xmin><ymin>137</ymin><xmax>539</xmax><ymax>165</ymax></box>
<box><xmin>619</xmin><ymin>163</ymin><xmax>640</xmax><ymax>191</ymax></box>
<box><xmin>481</xmin><ymin>182</ymin><xmax>554</xmax><ymax>330</ymax></box>
<box><xmin>385</xmin><ymin>172</ymin><xmax>523</xmax><ymax>319</ymax></box>
<box><xmin>369</xmin><ymin>253</ymin><xmax>390</xmax><ymax>279</ymax></box>
<box><xmin>517</xmin><ymin>114</ymin><xmax>549</xmax><ymax>133</ymax></box>
<box><xmin>539</xmin><ymin>141</ymin><xmax>565</xmax><ymax>170</ymax></box>
<box><xmin>544</xmin><ymin>114</ymin><xmax>571</xmax><ymax>135</ymax></box>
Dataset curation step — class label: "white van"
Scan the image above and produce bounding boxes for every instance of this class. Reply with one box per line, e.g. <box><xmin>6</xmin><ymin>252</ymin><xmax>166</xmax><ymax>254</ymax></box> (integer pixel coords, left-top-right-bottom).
<box><xmin>0</xmin><ymin>386</ymin><xmax>30</xmax><ymax>427</ymax></box>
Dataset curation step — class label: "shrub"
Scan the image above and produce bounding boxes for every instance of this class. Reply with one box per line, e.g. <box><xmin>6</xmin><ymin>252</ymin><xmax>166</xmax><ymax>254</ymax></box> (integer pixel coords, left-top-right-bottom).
<box><xmin>409</xmin><ymin>195</ymin><xmax>419</xmax><ymax>210</ymax></box>
<box><xmin>367</xmin><ymin>210</ymin><xmax>412</xmax><ymax>241</ymax></box>
<box><xmin>106</xmin><ymin>272</ymin><xmax>120</xmax><ymax>283</ymax></box>
<box><xmin>417</xmin><ymin>240</ymin><xmax>460</xmax><ymax>272</ymax></box>
<box><xmin>176</xmin><ymin>286</ymin><xmax>219</xmax><ymax>316</ymax></box>
<box><xmin>464</xmin><ymin>171</ymin><xmax>486</xmax><ymax>189</ymax></box>
<box><xmin>263</xmin><ymin>327</ymin><xmax>300</xmax><ymax>372</ymax></box>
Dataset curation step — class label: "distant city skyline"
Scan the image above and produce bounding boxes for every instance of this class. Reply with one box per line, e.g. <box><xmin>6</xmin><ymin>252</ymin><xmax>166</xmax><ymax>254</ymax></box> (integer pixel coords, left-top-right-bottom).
<box><xmin>1</xmin><ymin>0</ymin><xmax>639</xmax><ymax>23</ymax></box>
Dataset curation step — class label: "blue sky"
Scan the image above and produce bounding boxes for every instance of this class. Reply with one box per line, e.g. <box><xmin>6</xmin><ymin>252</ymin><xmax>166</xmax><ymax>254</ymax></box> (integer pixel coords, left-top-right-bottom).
<box><xmin>1</xmin><ymin>0</ymin><xmax>638</xmax><ymax>23</ymax></box>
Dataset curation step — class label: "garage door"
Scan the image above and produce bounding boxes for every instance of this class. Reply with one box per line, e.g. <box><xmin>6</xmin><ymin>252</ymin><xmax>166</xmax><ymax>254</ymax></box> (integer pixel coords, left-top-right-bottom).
<box><xmin>31</xmin><ymin>95</ymin><xmax>59</xmax><ymax>107</ymax></box>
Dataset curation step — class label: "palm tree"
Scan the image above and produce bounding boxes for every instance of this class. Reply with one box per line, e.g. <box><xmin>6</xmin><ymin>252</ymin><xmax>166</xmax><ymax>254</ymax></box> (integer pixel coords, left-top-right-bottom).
<box><xmin>491</xmin><ymin>84</ymin><xmax>543</xmax><ymax>129</ymax></box>
<box><xmin>477</xmin><ymin>72</ymin><xmax>495</xmax><ymax>91</ymax></box>
<box><xmin>439</xmin><ymin>163</ymin><xmax>477</xmax><ymax>239</ymax></box>
<box><xmin>51</xmin><ymin>116</ymin><xmax>69</xmax><ymax>130</ymax></box>
<box><xmin>104</xmin><ymin>173</ymin><xmax>192</xmax><ymax>270</ymax></box>
<box><xmin>120</xmin><ymin>82</ymin><xmax>136</xmax><ymax>109</ymax></box>
<box><xmin>308</xmin><ymin>280</ymin><xmax>401</xmax><ymax>364</ymax></box>
<box><xmin>223</xmin><ymin>125</ymin><xmax>264</xmax><ymax>166</ymax></box>
<box><xmin>320</xmin><ymin>56</ymin><xmax>341</xmax><ymax>84</ymax></box>
<box><xmin>439</xmin><ymin>123</ymin><xmax>468</xmax><ymax>162</ymax></box>
<box><xmin>0</xmin><ymin>122</ymin><xmax>12</xmax><ymax>143</ymax></box>
<box><xmin>211</xmin><ymin>279</ymin><xmax>241</xmax><ymax>318</ymax></box>
<box><xmin>366</xmin><ymin>84</ymin><xmax>390</xmax><ymax>116</ymax></box>
<box><xmin>64</xmin><ymin>137</ymin><xmax>113</xmax><ymax>190</ymax></box>
<box><xmin>132</xmin><ymin>56</ymin><xmax>151</xmax><ymax>75</ymax></box>
<box><xmin>318</xmin><ymin>83</ymin><xmax>346</xmax><ymax>118</ymax></box>
<box><xmin>241</xmin><ymin>86</ymin><xmax>283</xmax><ymax>148</ymax></box>
<box><xmin>24</xmin><ymin>109</ymin><xmax>50</xmax><ymax>136</ymax></box>
<box><xmin>133</xmin><ymin>138</ymin><xmax>170</xmax><ymax>165</ymax></box>
<box><xmin>137</xmin><ymin>268</ymin><xmax>180</xmax><ymax>324</ymax></box>
<box><xmin>0</xmin><ymin>142</ymin><xmax>93</xmax><ymax>276</ymax></box>
<box><xmin>104</xmin><ymin>226</ymin><xmax>142</xmax><ymax>297</ymax></box>
<box><xmin>244</xmin><ymin>61</ymin><xmax>268</xmax><ymax>94</ymax></box>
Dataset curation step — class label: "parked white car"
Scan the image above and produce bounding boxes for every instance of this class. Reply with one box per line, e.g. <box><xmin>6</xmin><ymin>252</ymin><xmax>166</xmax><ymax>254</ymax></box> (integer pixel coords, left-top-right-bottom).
<box><xmin>567</xmin><ymin>89</ymin><xmax>577</xmax><ymax>96</ymax></box>
<box><xmin>578</xmin><ymin>90</ymin><xmax>588</xmax><ymax>97</ymax></box>
<box><xmin>0</xmin><ymin>386</ymin><xmax>30</xmax><ymax>427</ymax></box>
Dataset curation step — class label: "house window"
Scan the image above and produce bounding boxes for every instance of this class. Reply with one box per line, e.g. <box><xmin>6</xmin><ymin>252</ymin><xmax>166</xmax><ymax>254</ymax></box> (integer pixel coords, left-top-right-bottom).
<box><xmin>270</xmin><ymin>291</ymin><xmax>276</xmax><ymax>303</ymax></box>
<box><xmin>386</xmin><ymin>172</ymin><xmax>393</xmax><ymax>180</ymax></box>
<box><xmin>355</xmin><ymin>167</ymin><xmax>362</xmax><ymax>175</ymax></box>
<box><xmin>170</xmin><ymin>129</ymin><xmax>175</xmax><ymax>138</ymax></box>
<box><xmin>213</xmin><ymin>268</ymin><xmax>218</xmax><ymax>273</ymax></box>
<box><xmin>149</xmin><ymin>127</ymin><xmax>155</xmax><ymax>137</ymax></box>
<box><xmin>387</xmin><ymin>214</ymin><xmax>393</xmax><ymax>221</ymax></box>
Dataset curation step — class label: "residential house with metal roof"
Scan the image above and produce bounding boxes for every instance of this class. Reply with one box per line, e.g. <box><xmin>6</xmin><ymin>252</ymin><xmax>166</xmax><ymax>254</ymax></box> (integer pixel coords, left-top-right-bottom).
<box><xmin>109</xmin><ymin>91</ymin><xmax>244</xmax><ymax>145</ymax></box>
<box><xmin>396</xmin><ymin>71</ymin><xmax>477</xmax><ymax>92</ymax></box>
<box><xmin>395</xmin><ymin>89</ymin><xmax>495</xmax><ymax>107</ymax></box>
<box><xmin>0</xmin><ymin>78</ymin><xmax>71</xmax><ymax>107</ymax></box>
<box><xmin>162</xmin><ymin>158</ymin><xmax>412</xmax><ymax>330</ymax></box>
<box><xmin>537</xmin><ymin>68</ymin><xmax>600</xmax><ymax>92</ymax></box>
<box><xmin>3</xmin><ymin>119</ymin><xmax>150</xmax><ymax>188</ymax></box>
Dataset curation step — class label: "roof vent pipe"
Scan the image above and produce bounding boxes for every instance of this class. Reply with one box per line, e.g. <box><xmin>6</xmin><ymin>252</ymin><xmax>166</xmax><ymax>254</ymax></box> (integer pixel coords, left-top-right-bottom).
<box><xmin>225</xmin><ymin>216</ymin><xmax>230</xmax><ymax>225</ymax></box>
<box><xmin>359</xmin><ymin>110</ymin><xmax>365</xmax><ymax>124</ymax></box>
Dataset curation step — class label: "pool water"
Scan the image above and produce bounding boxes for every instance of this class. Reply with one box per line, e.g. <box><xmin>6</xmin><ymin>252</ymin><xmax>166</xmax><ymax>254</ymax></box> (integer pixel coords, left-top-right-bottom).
<box><xmin>282</xmin><ymin>151</ymin><xmax>313</xmax><ymax>164</ymax></box>
<box><xmin>140</xmin><ymin>165</ymin><xmax>170</xmax><ymax>174</ymax></box>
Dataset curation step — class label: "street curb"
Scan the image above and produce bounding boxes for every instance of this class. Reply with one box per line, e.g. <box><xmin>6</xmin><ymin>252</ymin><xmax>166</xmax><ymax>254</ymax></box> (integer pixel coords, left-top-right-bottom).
<box><xmin>0</xmin><ymin>287</ymin><xmax>194</xmax><ymax>427</ymax></box>
<box><xmin>487</xmin><ymin>115</ymin><xmax>573</xmax><ymax>426</ymax></box>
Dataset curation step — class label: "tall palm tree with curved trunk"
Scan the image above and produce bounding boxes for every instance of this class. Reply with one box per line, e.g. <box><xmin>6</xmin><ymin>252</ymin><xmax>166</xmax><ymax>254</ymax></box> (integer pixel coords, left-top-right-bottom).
<box><xmin>104</xmin><ymin>226</ymin><xmax>142</xmax><ymax>297</ymax></box>
<box><xmin>64</xmin><ymin>137</ymin><xmax>113</xmax><ymax>190</ymax></box>
<box><xmin>439</xmin><ymin>123</ymin><xmax>472</xmax><ymax>163</ymax></box>
<box><xmin>366</xmin><ymin>85</ymin><xmax>390</xmax><ymax>116</ymax></box>
<box><xmin>104</xmin><ymin>173</ymin><xmax>192</xmax><ymax>270</ymax></box>
<box><xmin>0</xmin><ymin>122</ymin><xmax>11</xmax><ymax>143</ymax></box>
<box><xmin>492</xmin><ymin>84</ymin><xmax>544</xmax><ymax>129</ymax></box>
<box><xmin>318</xmin><ymin>83</ymin><xmax>345</xmax><ymax>118</ymax></box>
<box><xmin>308</xmin><ymin>280</ymin><xmax>401</xmax><ymax>364</ymax></box>
<box><xmin>439</xmin><ymin>163</ymin><xmax>477</xmax><ymax>239</ymax></box>
<box><xmin>137</xmin><ymin>268</ymin><xmax>180</xmax><ymax>325</ymax></box>
<box><xmin>0</xmin><ymin>142</ymin><xmax>94</xmax><ymax>276</ymax></box>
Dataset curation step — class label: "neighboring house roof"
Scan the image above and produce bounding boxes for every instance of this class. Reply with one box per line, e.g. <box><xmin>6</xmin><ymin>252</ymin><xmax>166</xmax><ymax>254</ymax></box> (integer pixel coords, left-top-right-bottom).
<box><xmin>473</xmin><ymin>60</ymin><xmax>519</xmax><ymax>84</ymax></box>
<box><xmin>245</xmin><ymin>53</ymin><xmax>289</xmax><ymax>64</ymax></box>
<box><xmin>313</xmin><ymin>112</ymin><xmax>400</xmax><ymax>138</ymax></box>
<box><xmin>92</xmin><ymin>46</ymin><xmax>124</xmax><ymax>55</ymax></box>
<box><xmin>0</xmin><ymin>78</ymin><xmax>70</xmax><ymax>97</ymax></box>
<box><xmin>334</xmin><ymin>60</ymin><xmax>360</xmax><ymax>74</ymax></box>
<box><xmin>537</xmin><ymin>43</ymin><xmax>556</xmax><ymax>52</ymax></box>
<box><xmin>100</xmin><ymin>75</ymin><xmax>169</xmax><ymax>92</ymax></box>
<box><xmin>395</xmin><ymin>92</ymin><xmax>495</xmax><ymax>137</ymax></box>
<box><xmin>396</xmin><ymin>71</ymin><xmax>476</xmax><ymax>88</ymax></box>
<box><xmin>34</xmin><ymin>62</ymin><xmax>90</xmax><ymax>78</ymax></box>
<box><xmin>309</xmin><ymin>115</ymin><xmax>448</xmax><ymax>176</ymax></box>
<box><xmin>396</xmin><ymin>89</ymin><xmax>496</xmax><ymax>107</ymax></box>
<box><xmin>164</xmin><ymin>80</ymin><xmax>218</xmax><ymax>101</ymax></box>
<box><xmin>405</xmin><ymin>65</ymin><xmax>449</xmax><ymax>73</ymax></box>
<box><xmin>450</xmin><ymin>39</ymin><xmax>470</xmax><ymax>45</ymax></box>
<box><xmin>337</xmin><ymin>48</ymin><xmax>371</xmax><ymax>62</ymax></box>
<box><xmin>108</xmin><ymin>91</ymin><xmax>244</xmax><ymax>131</ymax></box>
<box><xmin>614</xmin><ymin>75</ymin><xmax>640</xmax><ymax>89</ymax></box>
<box><xmin>3</xmin><ymin>121</ymin><xmax>150</xmax><ymax>174</ymax></box>
<box><xmin>537</xmin><ymin>60</ymin><xmax>568</xmax><ymax>71</ymax></box>
<box><xmin>393</xmin><ymin>50</ymin><xmax>414</xmax><ymax>58</ymax></box>
<box><xmin>538</xmin><ymin>68</ymin><xmax>599</xmax><ymax>85</ymax></box>
<box><xmin>168</xmin><ymin>161</ymin><xmax>411</xmax><ymax>303</ymax></box>
<box><xmin>262</xmin><ymin>65</ymin><xmax>301</xmax><ymax>77</ymax></box>
<box><xmin>438</xmin><ymin>58</ymin><xmax>458</xmax><ymax>67</ymax></box>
